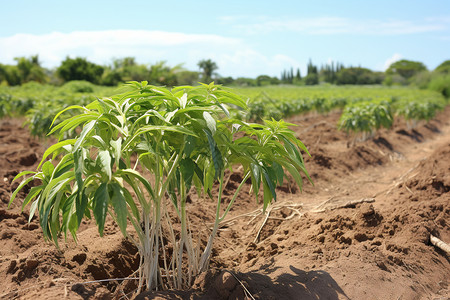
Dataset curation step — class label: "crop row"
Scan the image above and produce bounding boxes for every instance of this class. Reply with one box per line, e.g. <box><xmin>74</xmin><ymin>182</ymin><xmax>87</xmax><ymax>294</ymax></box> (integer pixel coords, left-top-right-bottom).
<box><xmin>234</xmin><ymin>86</ymin><xmax>447</xmax><ymax>139</ymax></box>
<box><xmin>0</xmin><ymin>83</ymin><xmax>447</xmax><ymax>139</ymax></box>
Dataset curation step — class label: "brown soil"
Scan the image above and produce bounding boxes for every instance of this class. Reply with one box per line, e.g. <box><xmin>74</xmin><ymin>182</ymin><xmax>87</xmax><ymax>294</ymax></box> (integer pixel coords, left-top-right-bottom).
<box><xmin>0</xmin><ymin>106</ymin><xmax>449</xmax><ymax>300</ymax></box>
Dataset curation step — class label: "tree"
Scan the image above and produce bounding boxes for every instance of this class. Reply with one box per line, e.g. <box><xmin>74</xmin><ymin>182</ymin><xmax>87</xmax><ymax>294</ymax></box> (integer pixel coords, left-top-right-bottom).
<box><xmin>148</xmin><ymin>61</ymin><xmax>182</xmax><ymax>86</ymax></box>
<box><xmin>57</xmin><ymin>57</ymin><xmax>104</xmax><ymax>84</ymax></box>
<box><xmin>386</xmin><ymin>59</ymin><xmax>427</xmax><ymax>80</ymax></box>
<box><xmin>295</xmin><ymin>68</ymin><xmax>302</xmax><ymax>81</ymax></box>
<box><xmin>0</xmin><ymin>64</ymin><xmax>21</xmax><ymax>86</ymax></box>
<box><xmin>434</xmin><ymin>60</ymin><xmax>450</xmax><ymax>74</ymax></box>
<box><xmin>13</xmin><ymin>55</ymin><xmax>47</xmax><ymax>84</ymax></box>
<box><xmin>198</xmin><ymin>59</ymin><xmax>218</xmax><ymax>83</ymax></box>
<box><xmin>256</xmin><ymin>75</ymin><xmax>279</xmax><ymax>86</ymax></box>
<box><xmin>304</xmin><ymin>59</ymin><xmax>319</xmax><ymax>85</ymax></box>
<box><xmin>336</xmin><ymin>67</ymin><xmax>383</xmax><ymax>85</ymax></box>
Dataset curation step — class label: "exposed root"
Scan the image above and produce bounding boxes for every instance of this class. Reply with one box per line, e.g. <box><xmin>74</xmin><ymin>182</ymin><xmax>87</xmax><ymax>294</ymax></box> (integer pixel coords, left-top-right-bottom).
<box><xmin>430</xmin><ymin>234</ymin><xmax>450</xmax><ymax>255</ymax></box>
<box><xmin>310</xmin><ymin>197</ymin><xmax>375</xmax><ymax>213</ymax></box>
<box><xmin>224</xmin><ymin>270</ymin><xmax>256</xmax><ymax>300</ymax></box>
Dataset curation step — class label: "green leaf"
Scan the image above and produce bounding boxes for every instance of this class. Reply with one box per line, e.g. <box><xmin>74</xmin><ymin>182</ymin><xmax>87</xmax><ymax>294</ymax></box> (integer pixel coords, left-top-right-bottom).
<box><xmin>180</xmin><ymin>158</ymin><xmax>195</xmax><ymax>190</ymax></box>
<box><xmin>262</xmin><ymin>181</ymin><xmax>272</xmax><ymax>212</ymax></box>
<box><xmin>38</xmin><ymin>139</ymin><xmax>76</xmax><ymax>169</ymax></box>
<box><xmin>122</xmin><ymin>188</ymin><xmax>140</xmax><ymax>223</ymax></box>
<box><xmin>9</xmin><ymin>176</ymin><xmax>35</xmax><ymax>208</ymax></box>
<box><xmin>28</xmin><ymin>199</ymin><xmax>39</xmax><ymax>223</ymax></box>
<box><xmin>110</xmin><ymin>138</ymin><xmax>122</xmax><ymax>167</ymax></box>
<box><xmin>109</xmin><ymin>182</ymin><xmax>128</xmax><ymax>236</ymax></box>
<box><xmin>75</xmin><ymin>192</ymin><xmax>88</xmax><ymax>226</ymax></box>
<box><xmin>250</xmin><ymin>163</ymin><xmax>261</xmax><ymax>198</ymax></box>
<box><xmin>204</xmin><ymin>129</ymin><xmax>223</xmax><ymax>179</ymax></box>
<box><xmin>50</xmin><ymin>105</ymin><xmax>86</xmax><ymax>128</ymax></box>
<box><xmin>22</xmin><ymin>186</ymin><xmax>43</xmax><ymax>210</ymax></box>
<box><xmin>42</xmin><ymin>161</ymin><xmax>55</xmax><ymax>178</ymax></box>
<box><xmin>98</xmin><ymin>150</ymin><xmax>112</xmax><ymax>181</ymax></box>
<box><xmin>262</xmin><ymin>167</ymin><xmax>277</xmax><ymax>202</ymax></box>
<box><xmin>73</xmin><ymin>148</ymin><xmax>84</xmax><ymax>190</ymax></box>
<box><xmin>184</xmin><ymin>135</ymin><xmax>196</xmax><ymax>157</ymax></box>
<box><xmin>203</xmin><ymin>111</ymin><xmax>216</xmax><ymax>136</ymax></box>
<box><xmin>93</xmin><ymin>182</ymin><xmax>109</xmax><ymax>236</ymax></box>
<box><xmin>13</xmin><ymin>170</ymin><xmax>36</xmax><ymax>182</ymax></box>
<box><xmin>74</xmin><ymin>120</ymin><xmax>96</xmax><ymax>151</ymax></box>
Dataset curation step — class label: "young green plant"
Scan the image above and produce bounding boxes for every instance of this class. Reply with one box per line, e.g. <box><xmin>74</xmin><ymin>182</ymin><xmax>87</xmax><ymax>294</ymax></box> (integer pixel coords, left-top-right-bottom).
<box><xmin>10</xmin><ymin>81</ymin><xmax>311</xmax><ymax>293</ymax></box>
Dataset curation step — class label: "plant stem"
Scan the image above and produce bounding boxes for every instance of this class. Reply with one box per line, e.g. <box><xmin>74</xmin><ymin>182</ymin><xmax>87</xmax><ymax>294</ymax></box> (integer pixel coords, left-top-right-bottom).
<box><xmin>198</xmin><ymin>174</ymin><xmax>224</xmax><ymax>272</ymax></box>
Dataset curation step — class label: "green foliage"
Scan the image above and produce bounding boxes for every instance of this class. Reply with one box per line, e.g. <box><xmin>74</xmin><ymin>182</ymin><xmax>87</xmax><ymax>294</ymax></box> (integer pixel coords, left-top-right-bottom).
<box><xmin>304</xmin><ymin>73</ymin><xmax>319</xmax><ymax>85</ymax></box>
<box><xmin>256</xmin><ymin>75</ymin><xmax>280</xmax><ymax>86</ymax></box>
<box><xmin>428</xmin><ymin>74</ymin><xmax>450</xmax><ymax>98</ymax></box>
<box><xmin>198</xmin><ymin>59</ymin><xmax>218</xmax><ymax>83</ymax></box>
<box><xmin>14</xmin><ymin>55</ymin><xmax>47</xmax><ymax>84</ymax></box>
<box><xmin>11</xmin><ymin>82</ymin><xmax>311</xmax><ymax>292</ymax></box>
<box><xmin>148</xmin><ymin>61</ymin><xmax>181</xmax><ymax>86</ymax></box>
<box><xmin>176</xmin><ymin>70</ymin><xmax>200</xmax><ymax>85</ymax></box>
<box><xmin>0</xmin><ymin>83</ymin><xmax>115</xmax><ymax>135</ymax></box>
<box><xmin>434</xmin><ymin>60</ymin><xmax>450</xmax><ymax>74</ymax></box>
<box><xmin>57</xmin><ymin>57</ymin><xmax>104</xmax><ymax>84</ymax></box>
<box><xmin>339</xmin><ymin>100</ymin><xmax>393</xmax><ymax>140</ymax></box>
<box><xmin>336</xmin><ymin>67</ymin><xmax>383</xmax><ymax>85</ymax></box>
<box><xmin>386</xmin><ymin>59</ymin><xmax>427</xmax><ymax>80</ymax></box>
<box><xmin>395</xmin><ymin>98</ymin><xmax>445</xmax><ymax>128</ymax></box>
<box><xmin>61</xmin><ymin>80</ymin><xmax>95</xmax><ymax>93</ymax></box>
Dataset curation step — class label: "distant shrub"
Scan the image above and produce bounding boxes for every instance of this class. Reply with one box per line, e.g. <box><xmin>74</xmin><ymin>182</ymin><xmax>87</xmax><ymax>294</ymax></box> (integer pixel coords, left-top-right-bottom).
<box><xmin>62</xmin><ymin>80</ymin><xmax>95</xmax><ymax>93</ymax></box>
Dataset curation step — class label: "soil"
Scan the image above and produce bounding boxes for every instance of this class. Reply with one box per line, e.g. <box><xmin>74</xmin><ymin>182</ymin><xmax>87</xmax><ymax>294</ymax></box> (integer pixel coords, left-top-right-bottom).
<box><xmin>0</xmin><ymin>106</ymin><xmax>449</xmax><ymax>300</ymax></box>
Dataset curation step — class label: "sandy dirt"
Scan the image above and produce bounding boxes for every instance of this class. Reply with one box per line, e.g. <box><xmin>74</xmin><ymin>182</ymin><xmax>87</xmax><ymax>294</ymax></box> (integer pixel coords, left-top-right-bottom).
<box><xmin>0</xmin><ymin>106</ymin><xmax>449</xmax><ymax>300</ymax></box>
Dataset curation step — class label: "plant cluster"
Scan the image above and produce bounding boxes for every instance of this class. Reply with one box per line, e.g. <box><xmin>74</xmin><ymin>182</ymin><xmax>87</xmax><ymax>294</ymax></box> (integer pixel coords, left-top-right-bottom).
<box><xmin>10</xmin><ymin>82</ymin><xmax>311</xmax><ymax>293</ymax></box>
<box><xmin>338</xmin><ymin>100</ymin><xmax>393</xmax><ymax>141</ymax></box>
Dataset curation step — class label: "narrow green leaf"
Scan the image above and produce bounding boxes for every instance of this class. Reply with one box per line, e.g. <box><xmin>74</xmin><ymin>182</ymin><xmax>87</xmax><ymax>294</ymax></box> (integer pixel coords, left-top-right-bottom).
<box><xmin>184</xmin><ymin>135</ymin><xmax>196</xmax><ymax>157</ymax></box>
<box><xmin>110</xmin><ymin>138</ymin><xmax>122</xmax><ymax>167</ymax></box>
<box><xmin>93</xmin><ymin>182</ymin><xmax>109</xmax><ymax>236</ymax></box>
<box><xmin>9</xmin><ymin>176</ymin><xmax>35</xmax><ymax>208</ymax></box>
<box><xmin>204</xmin><ymin>129</ymin><xmax>223</xmax><ymax>179</ymax></box>
<box><xmin>13</xmin><ymin>170</ymin><xmax>36</xmax><ymax>182</ymax></box>
<box><xmin>75</xmin><ymin>192</ymin><xmax>88</xmax><ymax>226</ymax></box>
<box><xmin>110</xmin><ymin>183</ymin><xmax>128</xmax><ymax>236</ymax></box>
<box><xmin>22</xmin><ymin>186</ymin><xmax>42</xmax><ymax>210</ymax></box>
<box><xmin>203</xmin><ymin>111</ymin><xmax>216</xmax><ymax>136</ymax></box>
<box><xmin>28</xmin><ymin>199</ymin><xmax>39</xmax><ymax>223</ymax></box>
<box><xmin>38</xmin><ymin>139</ymin><xmax>76</xmax><ymax>169</ymax></box>
<box><xmin>98</xmin><ymin>150</ymin><xmax>112</xmax><ymax>181</ymax></box>
<box><xmin>74</xmin><ymin>120</ymin><xmax>96</xmax><ymax>151</ymax></box>
<box><xmin>122</xmin><ymin>188</ymin><xmax>140</xmax><ymax>223</ymax></box>
<box><xmin>50</xmin><ymin>105</ymin><xmax>86</xmax><ymax>128</ymax></box>
<box><xmin>180</xmin><ymin>158</ymin><xmax>195</xmax><ymax>190</ymax></box>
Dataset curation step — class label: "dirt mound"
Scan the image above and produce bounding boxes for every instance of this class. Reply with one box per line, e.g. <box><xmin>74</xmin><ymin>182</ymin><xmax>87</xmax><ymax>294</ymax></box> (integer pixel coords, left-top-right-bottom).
<box><xmin>1</xmin><ymin>107</ymin><xmax>449</xmax><ymax>299</ymax></box>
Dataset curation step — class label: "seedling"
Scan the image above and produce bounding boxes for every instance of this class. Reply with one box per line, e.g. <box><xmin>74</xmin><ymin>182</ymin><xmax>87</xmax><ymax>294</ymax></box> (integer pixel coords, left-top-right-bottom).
<box><xmin>10</xmin><ymin>81</ymin><xmax>311</xmax><ymax>293</ymax></box>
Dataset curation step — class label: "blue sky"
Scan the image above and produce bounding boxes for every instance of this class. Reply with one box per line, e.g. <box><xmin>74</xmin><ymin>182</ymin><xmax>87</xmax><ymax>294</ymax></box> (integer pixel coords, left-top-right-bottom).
<box><xmin>1</xmin><ymin>0</ymin><xmax>449</xmax><ymax>78</ymax></box>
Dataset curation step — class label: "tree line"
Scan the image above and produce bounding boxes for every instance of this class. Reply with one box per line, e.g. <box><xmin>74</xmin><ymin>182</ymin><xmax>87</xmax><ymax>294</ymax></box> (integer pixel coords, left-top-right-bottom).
<box><xmin>0</xmin><ymin>55</ymin><xmax>449</xmax><ymax>96</ymax></box>
<box><xmin>0</xmin><ymin>56</ymin><xmax>218</xmax><ymax>87</ymax></box>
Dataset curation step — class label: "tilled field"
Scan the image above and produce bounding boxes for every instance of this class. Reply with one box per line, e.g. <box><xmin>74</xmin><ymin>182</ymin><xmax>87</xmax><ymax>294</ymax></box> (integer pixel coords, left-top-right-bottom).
<box><xmin>0</xmin><ymin>107</ymin><xmax>449</xmax><ymax>300</ymax></box>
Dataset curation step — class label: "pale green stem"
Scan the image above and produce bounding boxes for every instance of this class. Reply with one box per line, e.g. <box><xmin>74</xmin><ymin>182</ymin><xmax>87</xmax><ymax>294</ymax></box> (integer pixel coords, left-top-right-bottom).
<box><xmin>219</xmin><ymin>172</ymin><xmax>250</xmax><ymax>222</ymax></box>
<box><xmin>198</xmin><ymin>174</ymin><xmax>224</xmax><ymax>272</ymax></box>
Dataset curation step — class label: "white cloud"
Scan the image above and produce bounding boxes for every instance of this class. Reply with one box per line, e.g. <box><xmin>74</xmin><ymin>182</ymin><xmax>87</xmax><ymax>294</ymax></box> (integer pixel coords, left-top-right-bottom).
<box><xmin>0</xmin><ymin>30</ymin><xmax>240</xmax><ymax>67</ymax></box>
<box><xmin>0</xmin><ymin>30</ymin><xmax>298</xmax><ymax>78</ymax></box>
<box><xmin>231</xmin><ymin>16</ymin><xmax>447</xmax><ymax>35</ymax></box>
<box><xmin>383</xmin><ymin>53</ymin><xmax>403</xmax><ymax>71</ymax></box>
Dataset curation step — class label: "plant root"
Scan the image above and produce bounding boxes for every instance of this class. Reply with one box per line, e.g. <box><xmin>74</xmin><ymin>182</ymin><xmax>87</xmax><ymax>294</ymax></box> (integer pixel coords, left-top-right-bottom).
<box><xmin>430</xmin><ymin>234</ymin><xmax>450</xmax><ymax>255</ymax></box>
<box><xmin>223</xmin><ymin>270</ymin><xmax>256</xmax><ymax>300</ymax></box>
<box><xmin>311</xmin><ymin>197</ymin><xmax>375</xmax><ymax>213</ymax></box>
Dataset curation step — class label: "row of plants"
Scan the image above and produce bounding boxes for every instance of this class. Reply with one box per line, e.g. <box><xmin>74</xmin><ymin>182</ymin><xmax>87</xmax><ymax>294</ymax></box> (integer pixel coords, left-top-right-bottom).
<box><xmin>0</xmin><ymin>83</ymin><xmax>447</xmax><ymax>140</ymax></box>
<box><xmin>233</xmin><ymin>86</ymin><xmax>447</xmax><ymax>139</ymax></box>
<box><xmin>0</xmin><ymin>81</ymin><xmax>116</xmax><ymax>136</ymax></box>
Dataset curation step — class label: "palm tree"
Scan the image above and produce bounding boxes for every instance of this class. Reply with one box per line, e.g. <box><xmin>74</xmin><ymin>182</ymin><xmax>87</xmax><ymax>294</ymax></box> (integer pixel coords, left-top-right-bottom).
<box><xmin>197</xmin><ymin>59</ymin><xmax>218</xmax><ymax>83</ymax></box>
